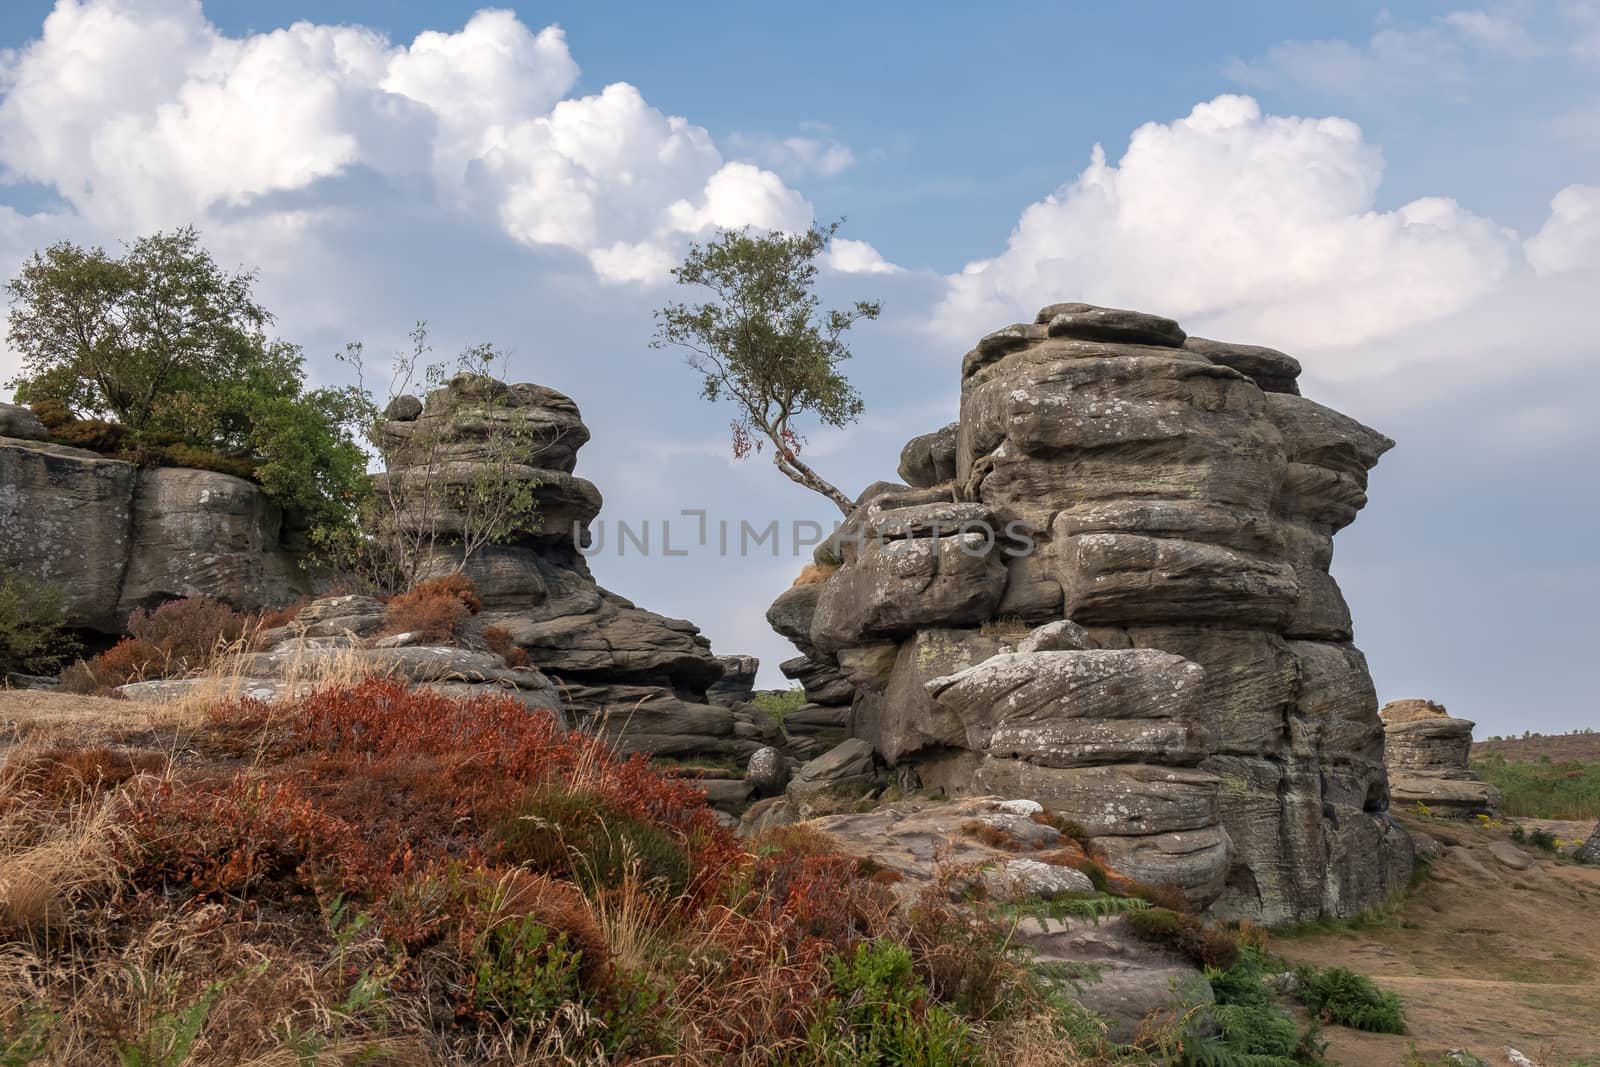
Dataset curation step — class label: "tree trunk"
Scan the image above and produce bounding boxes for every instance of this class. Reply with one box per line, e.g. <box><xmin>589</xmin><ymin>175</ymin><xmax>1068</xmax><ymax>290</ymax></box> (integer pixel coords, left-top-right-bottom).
<box><xmin>773</xmin><ymin>450</ymin><xmax>854</xmax><ymax>516</ymax></box>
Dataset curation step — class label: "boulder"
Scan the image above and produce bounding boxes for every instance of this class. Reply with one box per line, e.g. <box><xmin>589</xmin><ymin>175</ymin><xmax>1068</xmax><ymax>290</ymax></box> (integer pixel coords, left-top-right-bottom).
<box><xmin>1578</xmin><ymin>824</ymin><xmax>1600</xmax><ymax>866</ymax></box>
<box><xmin>896</xmin><ymin>422</ymin><xmax>959</xmax><ymax>488</ymax></box>
<box><xmin>926</xmin><ymin>649</ymin><xmax>1210</xmax><ymax>767</ymax></box>
<box><xmin>1381</xmin><ymin>699</ymin><xmax>1497</xmax><ymax>817</ymax></box>
<box><xmin>779</xmin><ymin>654</ymin><xmax>854</xmax><ymax>705</ymax></box>
<box><xmin>1487</xmin><ymin>841</ymin><xmax>1537</xmax><ymax>871</ymax></box>
<box><xmin>0</xmin><ymin>438</ymin><xmax>307</xmax><ymax>632</ymax></box>
<box><xmin>1183</xmin><ymin>337</ymin><xmax>1302</xmax><ymax>395</ymax></box>
<box><xmin>706</xmin><ymin>655</ymin><xmax>759</xmax><ymax>706</ymax></box>
<box><xmin>0</xmin><ymin>403</ymin><xmax>48</xmax><ymax>441</ymax></box>
<box><xmin>747</xmin><ymin>746</ymin><xmax>789</xmax><ymax>796</ymax></box>
<box><xmin>117</xmin><ymin>468</ymin><xmax>310</xmax><ymax>618</ymax></box>
<box><xmin>809</xmin><ymin>533</ymin><xmax>1007</xmax><ymax>653</ymax></box>
<box><xmin>787</xmin><ymin>738</ymin><xmax>878</xmax><ymax>802</ymax></box>
<box><xmin>0</xmin><ymin>439</ymin><xmax>139</xmax><ymax>631</ymax></box>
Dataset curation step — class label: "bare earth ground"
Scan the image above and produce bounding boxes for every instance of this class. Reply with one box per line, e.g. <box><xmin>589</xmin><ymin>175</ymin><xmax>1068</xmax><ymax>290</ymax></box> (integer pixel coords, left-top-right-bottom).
<box><xmin>1274</xmin><ymin>813</ymin><xmax>1600</xmax><ymax>1067</ymax></box>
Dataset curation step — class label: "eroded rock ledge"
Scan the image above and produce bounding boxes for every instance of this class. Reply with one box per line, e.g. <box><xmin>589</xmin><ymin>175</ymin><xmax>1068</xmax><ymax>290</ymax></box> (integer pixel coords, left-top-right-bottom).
<box><xmin>765</xmin><ymin>303</ymin><xmax>1414</xmax><ymax>923</ymax></box>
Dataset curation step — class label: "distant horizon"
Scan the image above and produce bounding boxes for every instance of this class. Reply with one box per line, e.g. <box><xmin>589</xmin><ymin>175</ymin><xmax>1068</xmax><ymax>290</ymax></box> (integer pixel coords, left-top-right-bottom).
<box><xmin>1</xmin><ymin>0</ymin><xmax>1596</xmax><ymax>735</ymax></box>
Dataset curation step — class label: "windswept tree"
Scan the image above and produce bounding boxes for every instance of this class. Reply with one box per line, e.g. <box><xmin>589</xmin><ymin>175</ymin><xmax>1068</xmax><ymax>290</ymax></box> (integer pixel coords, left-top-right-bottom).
<box><xmin>652</xmin><ymin>222</ymin><xmax>880</xmax><ymax>516</ymax></box>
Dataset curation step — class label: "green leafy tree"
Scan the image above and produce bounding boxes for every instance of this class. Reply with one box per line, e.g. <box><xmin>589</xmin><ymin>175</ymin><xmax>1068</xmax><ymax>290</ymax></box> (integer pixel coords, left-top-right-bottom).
<box><xmin>652</xmin><ymin>221</ymin><xmax>880</xmax><ymax>516</ymax></box>
<box><xmin>5</xmin><ymin>228</ymin><xmax>369</xmax><ymax>531</ymax></box>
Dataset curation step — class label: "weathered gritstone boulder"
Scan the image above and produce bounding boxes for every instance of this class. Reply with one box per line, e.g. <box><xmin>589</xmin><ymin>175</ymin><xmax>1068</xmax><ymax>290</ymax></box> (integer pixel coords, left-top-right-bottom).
<box><xmin>0</xmin><ymin>435</ymin><xmax>309</xmax><ymax>632</ymax></box>
<box><xmin>0</xmin><ymin>403</ymin><xmax>48</xmax><ymax>441</ymax></box>
<box><xmin>375</xmin><ymin>375</ymin><xmax>737</xmax><ymax>758</ymax></box>
<box><xmin>1578</xmin><ymin>824</ymin><xmax>1600</xmax><ymax>866</ymax></box>
<box><xmin>765</xmin><ymin>302</ymin><xmax>1411</xmax><ymax>922</ymax></box>
<box><xmin>1381</xmin><ymin>699</ymin><xmax>1500</xmax><ymax>817</ymax></box>
<box><xmin>706</xmin><ymin>655</ymin><xmax>759</xmax><ymax>706</ymax></box>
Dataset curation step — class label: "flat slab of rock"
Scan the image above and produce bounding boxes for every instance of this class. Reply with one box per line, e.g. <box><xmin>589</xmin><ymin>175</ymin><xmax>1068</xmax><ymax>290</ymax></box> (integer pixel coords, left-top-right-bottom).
<box><xmin>1488</xmin><ymin>840</ymin><xmax>1537</xmax><ymax>871</ymax></box>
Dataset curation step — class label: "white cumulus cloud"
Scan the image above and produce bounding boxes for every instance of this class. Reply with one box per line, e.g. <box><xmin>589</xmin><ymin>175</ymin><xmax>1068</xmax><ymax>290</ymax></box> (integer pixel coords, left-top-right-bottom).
<box><xmin>933</xmin><ymin>95</ymin><xmax>1516</xmax><ymax>353</ymax></box>
<box><xmin>1525</xmin><ymin>183</ymin><xmax>1600</xmax><ymax>274</ymax></box>
<box><xmin>0</xmin><ymin>1</ymin><xmax>815</xmax><ymax>284</ymax></box>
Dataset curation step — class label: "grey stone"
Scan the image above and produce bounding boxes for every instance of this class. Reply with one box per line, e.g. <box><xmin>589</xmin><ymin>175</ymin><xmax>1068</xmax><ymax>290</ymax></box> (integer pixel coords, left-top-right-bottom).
<box><xmin>981</xmin><ymin>858</ymin><xmax>1095</xmax><ymax>902</ymax></box>
<box><xmin>747</xmin><ymin>746</ymin><xmax>789</xmax><ymax>796</ymax></box>
<box><xmin>779</xmin><ymin>654</ymin><xmax>854</xmax><ymax>705</ymax></box>
<box><xmin>809</xmin><ymin>533</ymin><xmax>1007</xmax><ymax>653</ymax></box>
<box><xmin>896</xmin><ymin>422</ymin><xmax>960</xmax><ymax>488</ymax></box>
<box><xmin>1016</xmin><ymin>619</ymin><xmax>1097</xmax><ymax>654</ymax></box>
<box><xmin>706</xmin><ymin>654</ymin><xmax>758</xmax><ymax>706</ymax></box>
<box><xmin>1577</xmin><ymin>824</ymin><xmax>1600</xmax><ymax>865</ymax></box>
<box><xmin>1035</xmin><ymin>302</ymin><xmax>1187</xmax><ymax>348</ymax></box>
<box><xmin>0</xmin><ymin>438</ymin><xmax>309</xmax><ymax>632</ymax></box>
<box><xmin>925</xmin><ymin>649</ymin><xmax>1210</xmax><ymax>767</ymax></box>
<box><xmin>766</xmin><ymin>584</ymin><xmax>824</xmax><ymax>650</ymax></box>
<box><xmin>383</xmin><ymin>394</ymin><xmax>423</xmax><ymax>421</ymax></box>
<box><xmin>1487</xmin><ymin>841</ymin><xmax>1536</xmax><ymax>871</ymax></box>
<box><xmin>762</xmin><ymin>302</ymin><xmax>1405</xmax><ymax>921</ymax></box>
<box><xmin>0</xmin><ymin>403</ymin><xmax>48</xmax><ymax>441</ymax></box>
<box><xmin>1183</xmin><ymin>336</ymin><xmax>1302</xmax><ymax>394</ymax></box>
<box><xmin>116</xmin><ymin>467</ymin><xmax>311</xmax><ymax>620</ymax></box>
<box><xmin>788</xmin><ymin>738</ymin><xmax>877</xmax><ymax>799</ymax></box>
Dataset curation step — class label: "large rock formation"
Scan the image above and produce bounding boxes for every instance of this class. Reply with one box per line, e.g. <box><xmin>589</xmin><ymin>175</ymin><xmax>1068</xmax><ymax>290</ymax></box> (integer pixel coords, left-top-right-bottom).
<box><xmin>0</xmin><ymin>407</ymin><xmax>309</xmax><ymax>631</ymax></box>
<box><xmin>1381</xmin><ymin>699</ymin><xmax>1500</xmax><ymax>816</ymax></box>
<box><xmin>374</xmin><ymin>375</ymin><xmax>764</xmax><ymax>759</ymax></box>
<box><xmin>766</xmin><ymin>304</ymin><xmax>1413</xmax><ymax>922</ymax></box>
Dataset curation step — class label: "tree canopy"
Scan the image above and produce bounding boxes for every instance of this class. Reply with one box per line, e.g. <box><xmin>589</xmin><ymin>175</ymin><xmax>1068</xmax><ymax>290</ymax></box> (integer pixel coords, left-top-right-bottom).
<box><xmin>652</xmin><ymin>222</ymin><xmax>880</xmax><ymax>515</ymax></box>
<box><xmin>5</xmin><ymin>228</ymin><xmax>369</xmax><ymax>530</ymax></box>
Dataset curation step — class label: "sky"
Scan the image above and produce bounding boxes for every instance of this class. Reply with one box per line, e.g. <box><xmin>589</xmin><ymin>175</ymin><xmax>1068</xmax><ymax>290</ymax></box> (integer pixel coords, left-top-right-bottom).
<box><xmin>0</xmin><ymin>0</ymin><xmax>1596</xmax><ymax>736</ymax></box>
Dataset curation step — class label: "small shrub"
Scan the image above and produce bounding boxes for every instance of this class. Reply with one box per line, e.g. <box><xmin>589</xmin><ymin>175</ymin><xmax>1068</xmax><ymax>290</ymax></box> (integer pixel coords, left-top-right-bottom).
<box><xmin>800</xmin><ymin>940</ymin><xmax>984</xmax><ymax>1066</ymax></box>
<box><xmin>81</xmin><ymin>637</ymin><xmax>165</xmax><ymax>688</ymax></box>
<box><xmin>126</xmin><ymin>597</ymin><xmax>247</xmax><ymax>672</ymax></box>
<box><xmin>1527</xmin><ymin>827</ymin><xmax>1558</xmax><ymax>853</ymax></box>
<box><xmin>1293</xmin><ymin>965</ymin><xmax>1406</xmax><ymax>1034</ymax></box>
<box><xmin>978</xmin><ymin>615</ymin><xmax>1030</xmax><ymax>637</ymax></box>
<box><xmin>958</xmin><ymin>819</ymin><xmax>1025</xmax><ymax>852</ymax></box>
<box><xmin>482</xmin><ymin>625</ymin><xmax>530</xmax><ymax>669</ymax></box>
<box><xmin>792</xmin><ymin>562</ymin><xmax>838</xmax><ymax>586</ymax></box>
<box><xmin>491</xmin><ymin>787</ymin><xmax>693</xmax><ymax>898</ymax></box>
<box><xmin>382</xmin><ymin>575</ymin><xmax>482</xmax><ymax>642</ymax></box>
<box><xmin>1123</xmin><ymin>907</ymin><xmax>1243</xmax><ymax>970</ymax></box>
<box><xmin>255</xmin><ymin>597</ymin><xmax>310</xmax><ymax>630</ymax></box>
<box><xmin>1032</xmin><ymin>810</ymin><xmax>1089</xmax><ymax>842</ymax></box>
<box><xmin>1076</xmin><ymin>859</ymin><xmax>1111</xmax><ymax>893</ymax></box>
<box><xmin>0</xmin><ymin>570</ymin><xmax>80</xmax><ymax>676</ymax></box>
<box><xmin>470</xmin><ymin>916</ymin><xmax>586</xmax><ymax>1026</ymax></box>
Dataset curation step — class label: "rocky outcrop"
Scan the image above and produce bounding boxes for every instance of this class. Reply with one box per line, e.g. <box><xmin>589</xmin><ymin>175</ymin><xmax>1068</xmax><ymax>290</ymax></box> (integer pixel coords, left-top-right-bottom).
<box><xmin>765</xmin><ymin>303</ymin><xmax>1413</xmax><ymax>923</ymax></box>
<box><xmin>374</xmin><ymin>375</ymin><xmax>742</xmax><ymax>759</ymax></box>
<box><xmin>1579</xmin><ymin>824</ymin><xmax>1600</xmax><ymax>866</ymax></box>
<box><xmin>0</xmin><ymin>432</ymin><xmax>308</xmax><ymax>632</ymax></box>
<box><xmin>1381</xmin><ymin>699</ymin><xmax>1500</xmax><ymax>816</ymax></box>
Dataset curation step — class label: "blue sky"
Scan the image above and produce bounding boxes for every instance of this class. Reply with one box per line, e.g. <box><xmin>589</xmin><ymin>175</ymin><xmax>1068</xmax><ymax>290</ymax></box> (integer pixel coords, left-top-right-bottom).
<box><xmin>0</xmin><ymin>1</ymin><xmax>1596</xmax><ymax>735</ymax></box>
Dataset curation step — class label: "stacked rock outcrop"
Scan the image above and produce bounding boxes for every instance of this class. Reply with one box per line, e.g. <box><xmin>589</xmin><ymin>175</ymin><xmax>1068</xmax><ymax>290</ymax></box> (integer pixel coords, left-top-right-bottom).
<box><xmin>0</xmin><ymin>403</ymin><xmax>309</xmax><ymax>631</ymax></box>
<box><xmin>768</xmin><ymin>303</ymin><xmax>1413</xmax><ymax>922</ymax></box>
<box><xmin>376</xmin><ymin>376</ymin><xmax>774</xmax><ymax>761</ymax></box>
<box><xmin>1381</xmin><ymin>699</ymin><xmax>1500</xmax><ymax>816</ymax></box>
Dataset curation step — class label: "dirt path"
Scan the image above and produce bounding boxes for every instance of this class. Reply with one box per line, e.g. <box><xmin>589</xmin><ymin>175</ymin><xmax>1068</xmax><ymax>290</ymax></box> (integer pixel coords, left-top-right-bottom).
<box><xmin>1274</xmin><ymin>815</ymin><xmax>1600</xmax><ymax>1066</ymax></box>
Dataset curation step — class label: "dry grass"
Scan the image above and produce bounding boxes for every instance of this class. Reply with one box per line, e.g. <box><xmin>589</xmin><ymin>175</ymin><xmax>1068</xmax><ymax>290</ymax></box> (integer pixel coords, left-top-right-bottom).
<box><xmin>790</xmin><ymin>562</ymin><xmax>838</xmax><ymax>587</ymax></box>
<box><xmin>0</xmin><ymin>681</ymin><xmax>1149</xmax><ymax>1066</ymax></box>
